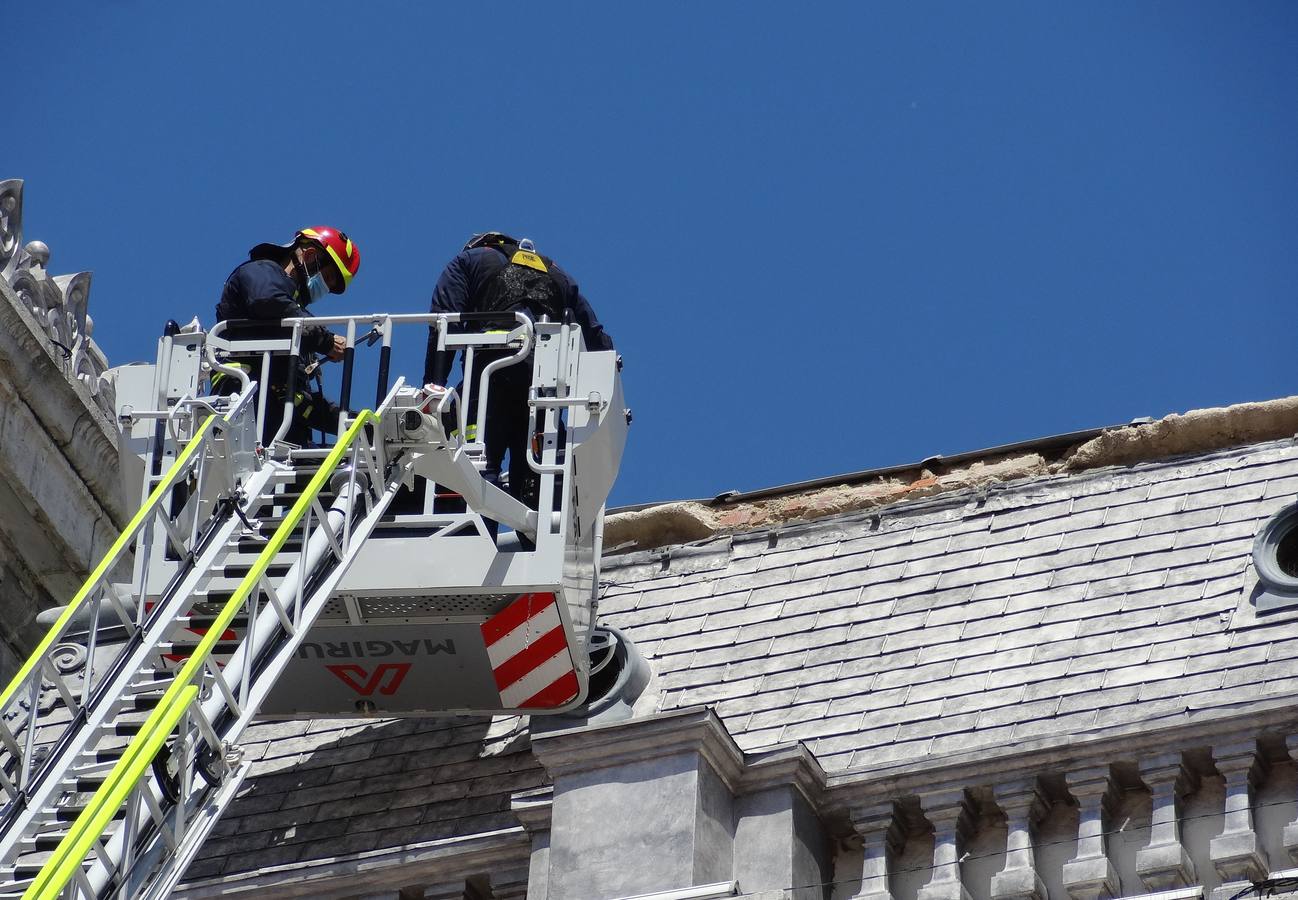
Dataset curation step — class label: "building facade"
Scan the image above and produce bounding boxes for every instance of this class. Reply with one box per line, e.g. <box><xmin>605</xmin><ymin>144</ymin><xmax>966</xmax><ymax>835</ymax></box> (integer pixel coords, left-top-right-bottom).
<box><xmin>4</xmin><ymin>180</ymin><xmax>1298</xmax><ymax>900</ymax></box>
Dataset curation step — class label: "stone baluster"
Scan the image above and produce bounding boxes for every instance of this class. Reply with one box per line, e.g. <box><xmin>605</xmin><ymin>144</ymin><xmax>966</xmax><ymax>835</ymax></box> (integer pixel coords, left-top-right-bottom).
<box><xmin>918</xmin><ymin>789</ymin><xmax>972</xmax><ymax>900</ymax></box>
<box><xmin>991</xmin><ymin>780</ymin><xmax>1047</xmax><ymax>900</ymax></box>
<box><xmin>848</xmin><ymin>802</ymin><xmax>899</xmax><ymax>900</ymax></box>
<box><xmin>1209</xmin><ymin>741</ymin><xmax>1269</xmax><ymax>892</ymax></box>
<box><xmin>1284</xmin><ymin>736</ymin><xmax>1298</xmax><ymax>864</ymax></box>
<box><xmin>1061</xmin><ymin>766</ymin><xmax>1120</xmax><ymax>900</ymax></box>
<box><xmin>1135</xmin><ymin>753</ymin><xmax>1196</xmax><ymax>891</ymax></box>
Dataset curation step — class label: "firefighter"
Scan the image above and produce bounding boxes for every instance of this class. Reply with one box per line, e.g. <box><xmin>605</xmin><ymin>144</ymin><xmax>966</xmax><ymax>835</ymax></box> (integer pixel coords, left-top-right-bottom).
<box><xmin>422</xmin><ymin>233</ymin><xmax>613</xmax><ymax>509</ymax></box>
<box><xmin>212</xmin><ymin>226</ymin><xmax>360</xmax><ymax>446</ymax></box>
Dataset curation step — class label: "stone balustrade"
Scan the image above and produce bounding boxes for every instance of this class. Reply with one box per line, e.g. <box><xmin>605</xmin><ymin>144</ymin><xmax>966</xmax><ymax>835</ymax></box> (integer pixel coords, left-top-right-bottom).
<box><xmin>839</xmin><ymin>727</ymin><xmax>1298</xmax><ymax>900</ymax></box>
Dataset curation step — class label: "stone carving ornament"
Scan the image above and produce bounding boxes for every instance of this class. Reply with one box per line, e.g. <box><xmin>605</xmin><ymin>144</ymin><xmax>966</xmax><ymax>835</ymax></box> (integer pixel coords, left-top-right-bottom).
<box><xmin>0</xmin><ymin>178</ymin><xmax>114</xmax><ymax>416</ymax></box>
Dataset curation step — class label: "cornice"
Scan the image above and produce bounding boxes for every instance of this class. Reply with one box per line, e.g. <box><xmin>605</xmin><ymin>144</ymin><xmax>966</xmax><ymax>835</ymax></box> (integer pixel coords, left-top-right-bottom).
<box><xmin>530</xmin><ymin>705</ymin><xmax>747</xmax><ymax>791</ymax></box>
<box><xmin>174</xmin><ymin>827</ymin><xmax>531</xmax><ymax>898</ymax></box>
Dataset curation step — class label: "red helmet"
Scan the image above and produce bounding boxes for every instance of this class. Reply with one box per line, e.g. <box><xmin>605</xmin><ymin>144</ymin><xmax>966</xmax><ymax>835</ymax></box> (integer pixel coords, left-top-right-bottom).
<box><xmin>298</xmin><ymin>226</ymin><xmax>360</xmax><ymax>293</ymax></box>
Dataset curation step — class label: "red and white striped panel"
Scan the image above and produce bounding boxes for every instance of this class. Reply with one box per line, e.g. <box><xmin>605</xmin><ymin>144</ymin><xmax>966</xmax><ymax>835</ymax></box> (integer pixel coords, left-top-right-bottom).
<box><xmin>480</xmin><ymin>592</ymin><xmax>580</xmax><ymax>710</ymax></box>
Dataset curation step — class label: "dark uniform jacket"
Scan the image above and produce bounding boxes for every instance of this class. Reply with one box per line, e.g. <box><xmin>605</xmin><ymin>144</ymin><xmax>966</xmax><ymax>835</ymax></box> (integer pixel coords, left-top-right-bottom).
<box><xmin>214</xmin><ymin>259</ymin><xmax>341</xmax><ymax>440</ymax></box>
<box><xmin>215</xmin><ymin>259</ymin><xmax>337</xmax><ymax>356</ymax></box>
<box><xmin>423</xmin><ymin>247</ymin><xmax>613</xmax><ymax>386</ymax></box>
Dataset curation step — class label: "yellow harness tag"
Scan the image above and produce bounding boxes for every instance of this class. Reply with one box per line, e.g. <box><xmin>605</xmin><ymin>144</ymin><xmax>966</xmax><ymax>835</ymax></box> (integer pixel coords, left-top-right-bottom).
<box><xmin>511</xmin><ymin>250</ymin><xmax>549</xmax><ymax>273</ymax></box>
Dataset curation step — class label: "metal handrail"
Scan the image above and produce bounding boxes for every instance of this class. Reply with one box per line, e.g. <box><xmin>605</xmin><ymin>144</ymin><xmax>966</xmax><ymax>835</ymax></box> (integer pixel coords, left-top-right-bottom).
<box><xmin>0</xmin><ymin>415</ymin><xmax>214</xmax><ymax>717</ymax></box>
<box><xmin>205</xmin><ymin>312</ymin><xmax>535</xmax><ymax>452</ymax></box>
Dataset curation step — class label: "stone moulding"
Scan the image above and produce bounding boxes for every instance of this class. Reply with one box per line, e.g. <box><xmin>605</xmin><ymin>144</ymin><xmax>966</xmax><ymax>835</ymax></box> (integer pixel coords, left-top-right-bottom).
<box><xmin>172</xmin><ymin>826</ymin><xmax>532</xmax><ymax>898</ymax></box>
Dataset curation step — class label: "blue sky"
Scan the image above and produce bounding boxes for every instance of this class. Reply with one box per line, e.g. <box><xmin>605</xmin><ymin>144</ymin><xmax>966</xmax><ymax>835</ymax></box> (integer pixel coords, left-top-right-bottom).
<box><xmin>10</xmin><ymin>3</ymin><xmax>1296</xmax><ymax>507</ymax></box>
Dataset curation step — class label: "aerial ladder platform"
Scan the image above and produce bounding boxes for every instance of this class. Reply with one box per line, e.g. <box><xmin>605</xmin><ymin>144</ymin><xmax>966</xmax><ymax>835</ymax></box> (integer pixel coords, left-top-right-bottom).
<box><xmin>0</xmin><ymin>311</ymin><xmax>628</xmax><ymax>898</ymax></box>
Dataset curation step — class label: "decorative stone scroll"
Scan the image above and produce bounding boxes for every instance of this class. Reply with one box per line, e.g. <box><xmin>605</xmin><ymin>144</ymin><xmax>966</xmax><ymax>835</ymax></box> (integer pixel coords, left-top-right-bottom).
<box><xmin>0</xmin><ymin>178</ymin><xmax>114</xmax><ymax>417</ymax></box>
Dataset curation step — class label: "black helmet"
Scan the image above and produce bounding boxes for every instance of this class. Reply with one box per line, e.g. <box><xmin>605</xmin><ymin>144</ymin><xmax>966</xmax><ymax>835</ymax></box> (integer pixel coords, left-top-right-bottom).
<box><xmin>463</xmin><ymin>231</ymin><xmax>520</xmax><ymax>252</ymax></box>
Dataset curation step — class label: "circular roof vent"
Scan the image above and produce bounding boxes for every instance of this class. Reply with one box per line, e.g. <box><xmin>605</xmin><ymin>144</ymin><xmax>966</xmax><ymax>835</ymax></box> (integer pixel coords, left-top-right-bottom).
<box><xmin>1252</xmin><ymin>502</ymin><xmax>1298</xmax><ymax>610</ymax></box>
<box><xmin>531</xmin><ymin>625</ymin><xmax>650</xmax><ymax>734</ymax></box>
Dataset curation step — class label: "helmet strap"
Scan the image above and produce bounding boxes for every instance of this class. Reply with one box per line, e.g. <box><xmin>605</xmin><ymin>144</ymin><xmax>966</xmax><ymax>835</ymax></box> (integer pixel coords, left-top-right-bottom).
<box><xmin>290</xmin><ymin>244</ymin><xmax>315</xmax><ymax>303</ymax></box>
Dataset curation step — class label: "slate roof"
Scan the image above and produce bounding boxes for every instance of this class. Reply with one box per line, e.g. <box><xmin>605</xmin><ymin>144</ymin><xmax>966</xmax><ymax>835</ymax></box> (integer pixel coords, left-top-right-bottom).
<box><xmin>191</xmin><ymin>435</ymin><xmax>1298</xmax><ymax>882</ymax></box>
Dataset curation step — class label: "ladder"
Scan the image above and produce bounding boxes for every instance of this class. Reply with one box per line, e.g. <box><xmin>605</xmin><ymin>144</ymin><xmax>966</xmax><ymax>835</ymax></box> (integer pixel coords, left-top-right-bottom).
<box><xmin>0</xmin><ymin>308</ymin><xmax>627</xmax><ymax>898</ymax></box>
<box><xmin>0</xmin><ymin>391</ymin><xmax>406</xmax><ymax>898</ymax></box>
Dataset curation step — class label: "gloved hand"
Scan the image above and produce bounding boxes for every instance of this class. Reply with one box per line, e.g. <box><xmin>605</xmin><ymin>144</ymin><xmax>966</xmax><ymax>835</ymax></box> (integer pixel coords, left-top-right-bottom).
<box><xmin>326</xmin><ymin>334</ymin><xmax>346</xmax><ymax>361</ymax></box>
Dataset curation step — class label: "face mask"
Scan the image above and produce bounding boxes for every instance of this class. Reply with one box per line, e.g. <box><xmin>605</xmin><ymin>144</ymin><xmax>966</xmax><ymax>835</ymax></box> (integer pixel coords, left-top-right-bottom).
<box><xmin>306</xmin><ymin>271</ymin><xmax>329</xmax><ymax>304</ymax></box>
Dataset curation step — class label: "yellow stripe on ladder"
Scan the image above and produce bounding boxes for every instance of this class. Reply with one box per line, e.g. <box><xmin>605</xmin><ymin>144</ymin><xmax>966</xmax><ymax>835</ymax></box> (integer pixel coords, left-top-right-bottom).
<box><xmin>0</xmin><ymin>415</ymin><xmax>217</xmax><ymax>714</ymax></box>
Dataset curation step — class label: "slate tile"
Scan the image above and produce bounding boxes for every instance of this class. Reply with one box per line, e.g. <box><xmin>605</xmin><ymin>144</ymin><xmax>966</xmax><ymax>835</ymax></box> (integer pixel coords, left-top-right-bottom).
<box><xmin>991</xmin><ymin>499</ymin><xmax>1076</xmax><ymax>531</ymax></box>
<box><xmin>981</xmin><ymin>533</ymin><xmax>1065</xmax><ymax>566</ymax></box>
<box><xmin>1052</xmin><ymin>682</ymin><xmax>1141</xmax><ymax>715</ymax></box>
<box><xmin>1135</xmin><ymin>506</ymin><xmax>1224</xmax><ymax>540</ymax></box>
<box><xmin>893</xmin><ymin>584</ymin><xmax>977</xmax><ymax>617</ymax></box>
<box><xmin>675</xmin><ymin>637</ymin><xmax>762</xmax><ymax>670</ymax></box>
<box><xmin>805</xmin><ymin>635</ymin><xmax>889</xmax><ymax>670</ymax></box>
<box><xmin>938</xmin><ymin>559</ymin><xmax>1019</xmax><ymax>590</ymax></box>
<box><xmin>1138</xmin><ymin>670</ymin><xmax>1227</xmax><ymax>701</ymax></box>
<box><xmin>1022</xmin><ymin>669</ymin><xmax>1103</xmax><ymax>702</ymax></box>
<box><xmin>735</xmin><ymin>610</ymin><xmax>820</xmax><ymax>644</ymax></box>
<box><xmin>835</xmin><ymin>527</ymin><xmax>917</xmax><ymax>560</ymax></box>
<box><xmin>781</xmin><ymin>711</ymin><xmax>863</xmax><ymax>742</ymax></box>
<box><xmin>872</xmin><ymin>659</ymin><xmax>956</xmax><ymax>691</ymax></box>
<box><xmin>781</xmin><ymin>586</ymin><xmax>868</xmax><ymax>618</ymax></box>
<box><xmin>769</xmin><ymin>624</ymin><xmax>853</xmax><ymax>656</ymax></box>
<box><xmin>1103</xmin><ymin>658</ymin><xmax>1188</xmax><ymax>689</ymax></box>
<box><xmin>1034</xmin><ymin>633</ymin><xmax>1116</xmax><ymax>664</ymax></box>
<box><xmin>1163</xmin><ymin>557</ymin><xmax>1245</xmax><ymax>588</ymax></box>
<box><xmin>1192</xmin><ymin>645</ymin><xmax>1270</xmax><ymax>679</ymax></box>
<box><xmin>756</xmin><ymin>541</ymin><xmax>846</xmax><ymax>572</ymax></box>
<box><xmin>867</xmin><ymin>538</ymin><xmax>940</xmax><ymax>569</ymax></box>
<box><xmin>659</xmin><ymin>662</ymin><xmax>729</xmax><ymax>692</ymax></box>
<box><xmin>710</xmin><ymin>686</ymin><xmax>799</xmax><ymax>716</ymax></box>
<box><xmin>1093</xmin><ymin>697</ymin><xmax>1187</xmax><ymax>729</ymax></box>
<box><xmin>907</xmin><ymin>670</ymin><xmax>989</xmax><ymax>704</ymax></box>
<box><xmin>1146</xmin><ymin>469</ymin><xmax>1229</xmax><ymax>500</ymax></box>
<box><xmin>1100</xmin><ymin>500</ymin><xmax>1187</xmax><ymax>536</ymax></box>
<box><xmin>1030</xmin><ymin>510</ymin><xmax>1107</xmax><ymax>541</ymax></box>
<box><xmin>962</xmin><ymin>608</ymin><xmax>1045</xmax><ymax>641</ymax></box>
<box><xmin>948</xmin><ymin>522</ymin><xmax>1022</xmax><ymax>552</ymax></box>
<box><xmin>643</xmin><ymin>626</ymin><xmax>742</xmax><ymax>661</ymax></box>
<box><xmin>978</xmin><ymin>697</ymin><xmax>1060</xmax><ymax>728</ymax></box>
<box><xmin>929</xmin><ymin>724</ymin><xmax>1018</xmax><ymax>758</ymax></box>
<box><xmin>811</xmin><ymin>725</ymin><xmax>901</xmax><ymax>759</ymax></box>
<box><xmin>1011</xmin><ymin>709</ymin><xmax>1099</xmax><ymax>740</ymax></box>
<box><xmin>849</xmin><ymin>697</ymin><xmax>945</xmax><ymax>727</ymax></box>
<box><xmin>793</xmin><ymin>547</ymin><xmax>876</xmax><ymax>581</ymax></box>
<box><xmin>965</xmin><ymin>646</ymin><xmax>1043</xmax><ymax>681</ymax></box>
<box><xmin>998</xmin><ymin>620</ymin><xmax>1080</xmax><ymax>653</ymax></box>
<box><xmin>940</xmin><ymin>683</ymin><xmax>1025</xmax><ymax>716</ymax></box>
<box><xmin>748</xmin><ymin>574</ymin><xmax>833</xmax><ymax>606</ymax></box>
<box><xmin>849</xmin><ymin>736</ymin><xmax>935</xmax><ymax>768</ymax></box>
<box><xmin>884</xmin><ymin>621</ymin><xmax>964</xmax><ymax>654</ymax></box>
<box><xmin>1147</xmin><ymin>633</ymin><xmax>1231</xmax><ymax>663</ymax></box>
<box><xmin>793</xmin><ymin>672</ymin><xmax>877</xmax><ymax>705</ymax></box>
<box><xmin>973</xmin><ymin>570</ymin><xmax>1054</xmax><ymax>603</ymax></box>
<box><xmin>1181</xmin><ymin>482</ymin><xmax>1268</xmax><ymax>513</ymax></box>
<box><xmin>919</xmin><ymin>633</ymin><xmax>1000</xmax><ymax>665</ymax></box>
<box><xmin>677</xmin><ymin>675</ymin><xmax>766</xmax><ymax>707</ymax></box>
<box><xmin>838</xmin><ymin>644</ymin><xmax>921</xmax><ymax>679</ymax></box>
<box><xmin>1072</xmin><ymin>484</ymin><xmax>1150</xmax><ymax>513</ymax></box>
<box><xmin>1082</xmin><ymin>569</ymin><xmax>1167</xmax><ymax>600</ymax></box>
<box><xmin>824</xmin><ymin>684</ymin><xmax>910</xmax><ymax>717</ymax></box>
<box><xmin>738</xmin><ymin>725</ymin><xmax>786</xmax><ymax>749</ymax></box>
<box><xmin>745</xmin><ymin>701</ymin><xmax>830</xmax><ymax>732</ymax></box>
<box><xmin>901</xmin><ymin>710</ymin><xmax>982</xmax><ymax>741</ymax></box>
